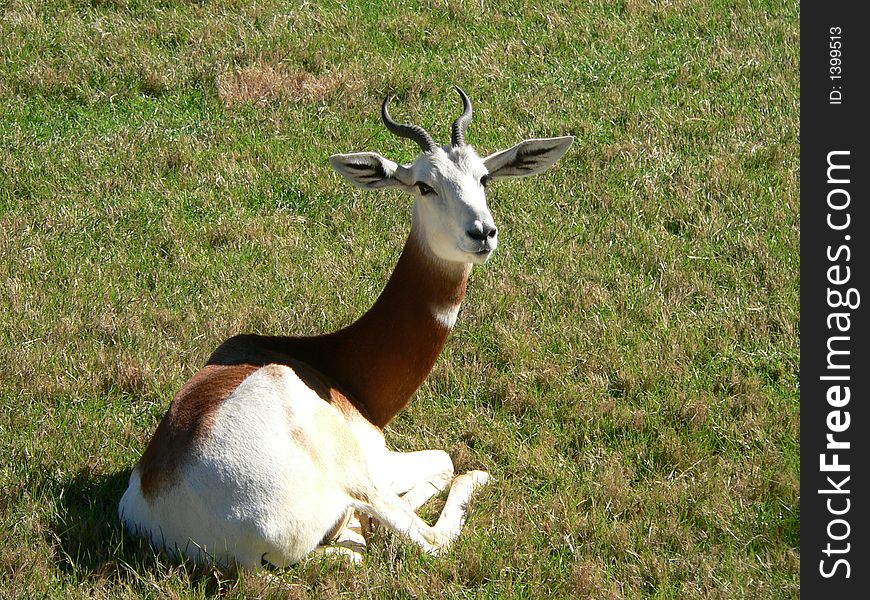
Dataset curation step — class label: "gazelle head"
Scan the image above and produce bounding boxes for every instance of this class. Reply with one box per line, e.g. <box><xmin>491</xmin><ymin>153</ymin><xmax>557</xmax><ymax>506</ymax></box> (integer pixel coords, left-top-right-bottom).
<box><xmin>330</xmin><ymin>87</ymin><xmax>573</xmax><ymax>265</ymax></box>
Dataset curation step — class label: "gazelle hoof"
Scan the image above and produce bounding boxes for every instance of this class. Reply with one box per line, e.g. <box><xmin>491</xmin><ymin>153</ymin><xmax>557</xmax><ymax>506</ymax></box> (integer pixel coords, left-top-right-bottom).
<box><xmin>466</xmin><ymin>470</ymin><xmax>491</xmax><ymax>488</ymax></box>
<box><xmin>454</xmin><ymin>469</ymin><xmax>491</xmax><ymax>493</ymax></box>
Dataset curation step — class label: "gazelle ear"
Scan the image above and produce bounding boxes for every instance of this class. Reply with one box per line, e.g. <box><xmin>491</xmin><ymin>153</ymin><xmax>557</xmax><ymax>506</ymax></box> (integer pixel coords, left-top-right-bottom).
<box><xmin>483</xmin><ymin>136</ymin><xmax>574</xmax><ymax>180</ymax></box>
<box><xmin>329</xmin><ymin>152</ymin><xmax>412</xmax><ymax>189</ymax></box>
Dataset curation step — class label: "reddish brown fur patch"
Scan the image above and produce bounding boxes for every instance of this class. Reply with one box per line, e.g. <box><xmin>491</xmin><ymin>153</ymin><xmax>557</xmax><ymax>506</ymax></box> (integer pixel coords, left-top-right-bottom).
<box><xmin>138</xmin><ymin>364</ymin><xmax>259</xmax><ymax>499</ymax></box>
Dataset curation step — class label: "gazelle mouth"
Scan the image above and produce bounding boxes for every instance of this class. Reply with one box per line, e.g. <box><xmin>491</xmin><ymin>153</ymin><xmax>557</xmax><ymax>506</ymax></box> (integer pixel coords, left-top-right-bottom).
<box><xmin>466</xmin><ymin>247</ymin><xmax>494</xmax><ymax>263</ymax></box>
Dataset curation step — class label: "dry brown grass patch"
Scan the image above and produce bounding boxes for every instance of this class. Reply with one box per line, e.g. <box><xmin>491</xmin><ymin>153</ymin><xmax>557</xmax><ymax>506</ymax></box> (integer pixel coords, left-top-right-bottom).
<box><xmin>216</xmin><ymin>66</ymin><xmax>361</xmax><ymax>108</ymax></box>
<box><xmin>599</xmin><ymin>454</ymin><xmax>633</xmax><ymax>516</ymax></box>
<box><xmin>22</xmin><ymin>63</ymin><xmax>74</xmax><ymax>95</ymax></box>
<box><xmin>571</xmin><ymin>558</ymin><xmax>622</xmax><ymax>599</ymax></box>
<box><xmin>96</xmin><ymin>350</ymin><xmax>154</xmax><ymax>396</ymax></box>
<box><xmin>139</xmin><ymin>71</ymin><xmax>166</xmax><ymax>97</ymax></box>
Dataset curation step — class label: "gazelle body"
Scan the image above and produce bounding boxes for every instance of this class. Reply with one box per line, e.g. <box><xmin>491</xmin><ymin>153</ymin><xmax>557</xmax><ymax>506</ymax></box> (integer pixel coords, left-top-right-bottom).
<box><xmin>119</xmin><ymin>88</ymin><xmax>573</xmax><ymax>569</ymax></box>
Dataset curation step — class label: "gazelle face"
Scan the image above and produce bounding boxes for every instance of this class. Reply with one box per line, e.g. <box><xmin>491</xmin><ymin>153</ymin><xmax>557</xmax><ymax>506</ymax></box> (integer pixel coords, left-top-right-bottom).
<box><xmin>329</xmin><ymin>88</ymin><xmax>574</xmax><ymax>266</ymax></box>
<box><xmin>406</xmin><ymin>145</ymin><xmax>497</xmax><ymax>265</ymax></box>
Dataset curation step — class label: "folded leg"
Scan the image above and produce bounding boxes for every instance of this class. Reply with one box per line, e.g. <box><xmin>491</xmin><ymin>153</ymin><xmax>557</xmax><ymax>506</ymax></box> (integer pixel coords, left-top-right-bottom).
<box><xmin>384</xmin><ymin>449</ymin><xmax>454</xmax><ymax>510</ymax></box>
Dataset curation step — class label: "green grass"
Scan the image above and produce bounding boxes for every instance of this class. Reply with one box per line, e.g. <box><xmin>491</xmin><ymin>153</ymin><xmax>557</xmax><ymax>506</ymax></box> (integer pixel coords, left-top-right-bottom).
<box><xmin>1</xmin><ymin>0</ymin><xmax>799</xmax><ymax>597</ymax></box>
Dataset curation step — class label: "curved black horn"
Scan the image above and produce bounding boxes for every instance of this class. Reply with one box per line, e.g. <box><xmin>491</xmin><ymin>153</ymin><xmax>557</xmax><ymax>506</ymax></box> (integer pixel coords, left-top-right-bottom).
<box><xmin>450</xmin><ymin>86</ymin><xmax>473</xmax><ymax>147</ymax></box>
<box><xmin>381</xmin><ymin>96</ymin><xmax>437</xmax><ymax>152</ymax></box>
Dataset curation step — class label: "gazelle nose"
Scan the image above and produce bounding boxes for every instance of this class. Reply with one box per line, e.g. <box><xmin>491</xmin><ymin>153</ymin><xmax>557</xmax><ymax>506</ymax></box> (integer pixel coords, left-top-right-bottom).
<box><xmin>466</xmin><ymin>224</ymin><xmax>498</xmax><ymax>241</ymax></box>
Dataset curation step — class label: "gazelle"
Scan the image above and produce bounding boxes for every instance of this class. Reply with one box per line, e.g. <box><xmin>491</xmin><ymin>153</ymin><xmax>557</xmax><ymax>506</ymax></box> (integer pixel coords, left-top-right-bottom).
<box><xmin>119</xmin><ymin>87</ymin><xmax>573</xmax><ymax>569</ymax></box>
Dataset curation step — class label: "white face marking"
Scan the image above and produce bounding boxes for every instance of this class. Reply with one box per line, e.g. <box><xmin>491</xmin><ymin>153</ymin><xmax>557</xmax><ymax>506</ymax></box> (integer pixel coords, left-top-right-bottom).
<box><xmin>405</xmin><ymin>146</ymin><xmax>498</xmax><ymax>265</ymax></box>
<box><xmin>432</xmin><ymin>303</ymin><xmax>461</xmax><ymax>329</ymax></box>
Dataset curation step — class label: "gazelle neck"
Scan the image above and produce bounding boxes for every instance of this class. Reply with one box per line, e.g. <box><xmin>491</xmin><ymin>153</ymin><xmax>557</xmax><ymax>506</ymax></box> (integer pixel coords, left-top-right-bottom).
<box><xmin>315</xmin><ymin>212</ymin><xmax>472</xmax><ymax>426</ymax></box>
<box><xmin>208</xmin><ymin>210</ymin><xmax>473</xmax><ymax>429</ymax></box>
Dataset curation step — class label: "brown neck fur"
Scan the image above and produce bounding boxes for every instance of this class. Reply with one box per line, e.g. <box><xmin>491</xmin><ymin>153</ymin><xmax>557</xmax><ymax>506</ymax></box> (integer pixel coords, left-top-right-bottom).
<box><xmin>207</xmin><ymin>228</ymin><xmax>472</xmax><ymax>428</ymax></box>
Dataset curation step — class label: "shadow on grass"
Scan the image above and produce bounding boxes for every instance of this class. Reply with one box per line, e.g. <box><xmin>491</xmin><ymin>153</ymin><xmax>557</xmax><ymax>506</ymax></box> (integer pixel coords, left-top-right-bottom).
<box><xmin>52</xmin><ymin>467</ymin><xmax>134</xmax><ymax>579</ymax></box>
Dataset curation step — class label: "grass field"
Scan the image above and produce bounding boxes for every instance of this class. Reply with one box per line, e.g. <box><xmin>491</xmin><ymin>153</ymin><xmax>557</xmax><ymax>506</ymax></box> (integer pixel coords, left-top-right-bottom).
<box><xmin>0</xmin><ymin>0</ymin><xmax>799</xmax><ymax>597</ymax></box>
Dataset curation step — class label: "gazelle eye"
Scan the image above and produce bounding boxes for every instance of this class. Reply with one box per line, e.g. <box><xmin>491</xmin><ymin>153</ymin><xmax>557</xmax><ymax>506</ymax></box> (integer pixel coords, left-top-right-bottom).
<box><xmin>417</xmin><ymin>182</ymin><xmax>435</xmax><ymax>196</ymax></box>
<box><xmin>480</xmin><ymin>174</ymin><xmax>491</xmax><ymax>188</ymax></box>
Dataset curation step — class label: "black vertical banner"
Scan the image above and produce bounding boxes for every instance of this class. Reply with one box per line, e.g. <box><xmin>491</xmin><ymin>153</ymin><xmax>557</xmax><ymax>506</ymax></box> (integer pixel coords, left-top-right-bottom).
<box><xmin>801</xmin><ymin>3</ymin><xmax>870</xmax><ymax>596</ymax></box>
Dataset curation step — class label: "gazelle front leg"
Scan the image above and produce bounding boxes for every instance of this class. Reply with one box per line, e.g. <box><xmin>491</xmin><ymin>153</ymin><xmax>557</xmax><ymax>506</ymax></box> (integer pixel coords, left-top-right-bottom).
<box><xmin>315</xmin><ymin>449</ymin><xmax>458</xmax><ymax>560</ymax></box>
<box><xmin>353</xmin><ymin>470</ymin><xmax>490</xmax><ymax>557</ymax></box>
<box><xmin>381</xmin><ymin>450</ymin><xmax>491</xmax><ymax>548</ymax></box>
<box><xmin>322</xmin><ymin>451</ymin><xmax>490</xmax><ymax>560</ymax></box>
<box><xmin>350</xmin><ymin>449</ymin><xmax>455</xmax><ymax>544</ymax></box>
